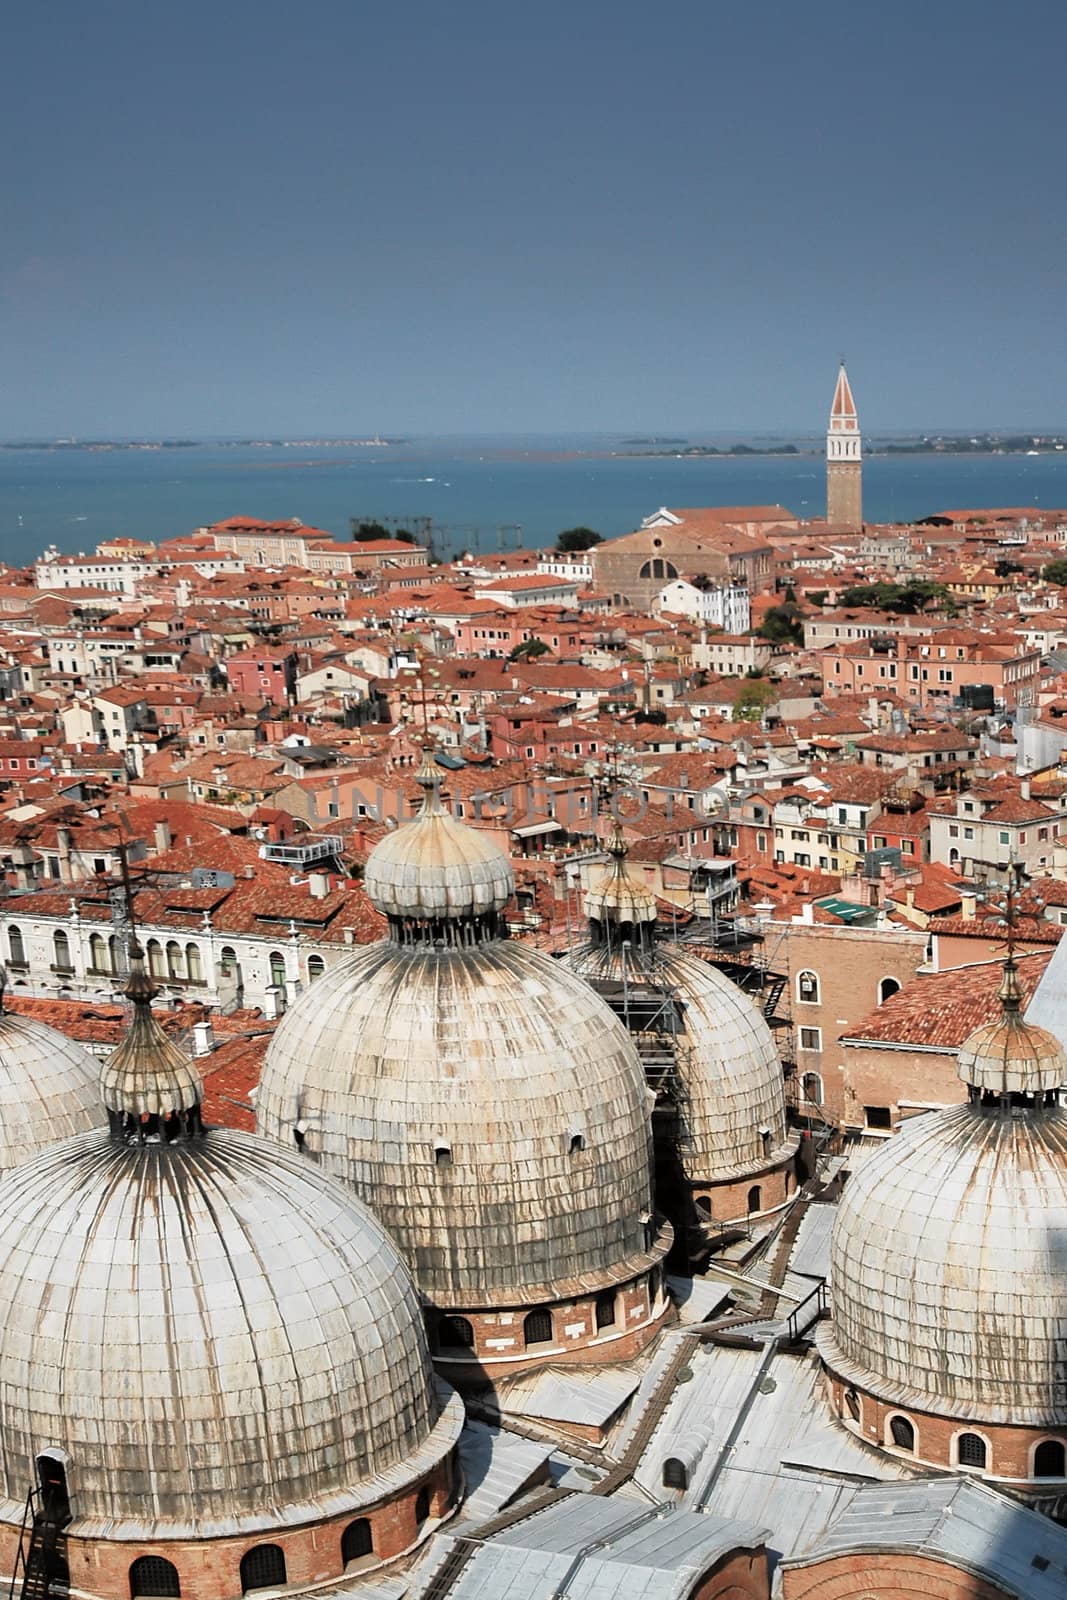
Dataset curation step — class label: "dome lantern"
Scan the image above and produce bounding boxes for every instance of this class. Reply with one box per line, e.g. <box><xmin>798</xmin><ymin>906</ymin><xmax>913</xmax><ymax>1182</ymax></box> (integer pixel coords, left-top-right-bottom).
<box><xmin>584</xmin><ymin>828</ymin><xmax>658</xmax><ymax>957</ymax></box>
<box><xmin>956</xmin><ymin>954</ymin><xmax>1066</xmax><ymax>1101</ymax></box>
<box><xmin>363</xmin><ymin>751</ymin><xmax>515</xmax><ymax>946</ymax></box>
<box><xmin>99</xmin><ymin>940</ymin><xmax>204</xmax><ymax>1142</ymax></box>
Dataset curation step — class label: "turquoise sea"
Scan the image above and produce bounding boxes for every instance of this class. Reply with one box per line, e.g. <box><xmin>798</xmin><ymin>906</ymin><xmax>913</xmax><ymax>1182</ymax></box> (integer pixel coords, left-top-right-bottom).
<box><xmin>2</xmin><ymin>439</ymin><xmax>1067</xmax><ymax>567</ymax></box>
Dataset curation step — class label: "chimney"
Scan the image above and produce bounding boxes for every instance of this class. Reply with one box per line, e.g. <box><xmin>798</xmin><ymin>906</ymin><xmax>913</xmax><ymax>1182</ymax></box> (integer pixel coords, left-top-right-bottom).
<box><xmin>192</xmin><ymin>1019</ymin><xmax>214</xmax><ymax>1057</ymax></box>
<box><xmin>154</xmin><ymin>819</ymin><xmax>172</xmax><ymax>855</ymax></box>
<box><xmin>1021</xmin><ymin>775</ymin><xmax>1031</xmax><ymax>800</ymax></box>
<box><xmin>961</xmin><ymin>891</ymin><xmax>977</xmax><ymax>920</ymax></box>
<box><xmin>308</xmin><ymin>871</ymin><xmax>330</xmax><ymax>899</ymax></box>
<box><xmin>57</xmin><ymin>826</ymin><xmax>73</xmax><ymax>884</ymax></box>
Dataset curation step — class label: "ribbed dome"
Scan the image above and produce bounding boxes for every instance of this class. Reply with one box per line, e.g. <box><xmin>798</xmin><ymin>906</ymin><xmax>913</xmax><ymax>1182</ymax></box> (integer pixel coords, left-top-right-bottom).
<box><xmin>0</xmin><ymin>1127</ymin><xmax>462</xmax><ymax>1538</ymax></box>
<box><xmin>818</xmin><ymin>1101</ymin><xmax>1067</xmax><ymax>1424</ymax></box>
<box><xmin>585</xmin><ymin>848</ymin><xmax>658</xmax><ymax>927</ymax></box>
<box><xmin>652</xmin><ymin>948</ymin><xmax>797</xmax><ymax>1182</ymax></box>
<box><xmin>364</xmin><ymin>761</ymin><xmax>514</xmax><ymax>923</ymax></box>
<box><xmin>0</xmin><ymin>1008</ymin><xmax>104</xmax><ymax>1171</ymax></box>
<box><xmin>257</xmin><ymin>939</ymin><xmax>657</xmax><ymax>1303</ymax></box>
<box><xmin>100</xmin><ymin>952</ymin><xmax>203</xmax><ymax>1120</ymax></box>
<box><xmin>956</xmin><ymin>958</ymin><xmax>1067</xmax><ymax>1096</ymax></box>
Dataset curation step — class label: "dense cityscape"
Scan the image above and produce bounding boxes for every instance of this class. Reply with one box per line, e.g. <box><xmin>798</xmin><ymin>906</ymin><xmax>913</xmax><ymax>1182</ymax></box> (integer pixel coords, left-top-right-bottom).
<box><xmin>0</xmin><ymin>362</ymin><xmax>1061</xmax><ymax>1596</ymax></box>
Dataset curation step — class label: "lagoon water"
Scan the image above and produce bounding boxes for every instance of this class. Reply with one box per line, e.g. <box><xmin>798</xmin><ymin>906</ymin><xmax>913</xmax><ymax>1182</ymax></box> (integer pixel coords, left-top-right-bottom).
<box><xmin>2</xmin><ymin>440</ymin><xmax>1067</xmax><ymax>567</ymax></box>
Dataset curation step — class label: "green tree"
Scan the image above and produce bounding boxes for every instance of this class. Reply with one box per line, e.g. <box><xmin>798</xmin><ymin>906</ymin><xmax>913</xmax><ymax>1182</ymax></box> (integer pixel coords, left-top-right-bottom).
<box><xmin>757</xmin><ymin>605</ymin><xmax>805</xmax><ymax>646</ymax></box>
<box><xmin>734</xmin><ymin>677</ymin><xmax>775</xmax><ymax>722</ymax></box>
<box><xmin>350</xmin><ymin>520</ymin><xmax>415</xmax><ymax>544</ymax></box>
<box><xmin>555</xmin><ymin>527</ymin><xmax>603</xmax><ymax>553</ymax></box>
<box><xmin>808</xmin><ymin>589</ymin><xmax>829</xmax><ymax>608</ymax></box>
<box><xmin>1043</xmin><ymin>560</ymin><xmax>1067</xmax><ymax>586</ymax></box>
<box><xmin>507</xmin><ymin>638</ymin><xmax>550</xmax><ymax>661</ymax></box>
<box><xmin>838</xmin><ymin>580</ymin><xmax>953</xmax><ymax>614</ymax></box>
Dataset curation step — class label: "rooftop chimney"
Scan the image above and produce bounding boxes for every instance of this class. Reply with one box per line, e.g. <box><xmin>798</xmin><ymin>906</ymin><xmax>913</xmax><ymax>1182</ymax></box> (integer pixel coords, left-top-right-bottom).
<box><xmin>308</xmin><ymin>871</ymin><xmax>330</xmax><ymax>900</ymax></box>
<box><xmin>154</xmin><ymin>819</ymin><xmax>172</xmax><ymax>855</ymax></box>
<box><xmin>192</xmin><ymin>1019</ymin><xmax>215</xmax><ymax>1057</ymax></box>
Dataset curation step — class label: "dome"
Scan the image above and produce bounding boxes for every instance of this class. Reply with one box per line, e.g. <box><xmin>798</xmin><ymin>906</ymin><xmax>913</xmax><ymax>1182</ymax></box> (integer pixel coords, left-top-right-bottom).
<box><xmin>651</xmin><ymin>947</ymin><xmax>796</xmax><ymax>1182</ymax></box>
<box><xmin>574</xmin><ymin>841</ymin><xmax>795</xmax><ymax>1185</ymax></box>
<box><xmin>819</xmin><ymin>1101</ymin><xmax>1067</xmax><ymax>1424</ymax></box>
<box><xmin>956</xmin><ymin>957</ymin><xmax>1066</xmax><ymax>1096</ymax></box>
<box><xmin>0</xmin><ymin>1128</ymin><xmax>461</xmax><ymax>1538</ymax></box>
<box><xmin>0</xmin><ymin>1004</ymin><xmax>104</xmax><ymax>1171</ymax></box>
<box><xmin>364</xmin><ymin>759</ymin><xmax>514</xmax><ymax>924</ymax></box>
<box><xmin>585</xmin><ymin>843</ymin><xmax>658</xmax><ymax>928</ymax></box>
<box><xmin>100</xmin><ymin>957</ymin><xmax>203</xmax><ymax>1119</ymax></box>
<box><xmin>257</xmin><ymin>938</ymin><xmax>656</xmax><ymax>1302</ymax></box>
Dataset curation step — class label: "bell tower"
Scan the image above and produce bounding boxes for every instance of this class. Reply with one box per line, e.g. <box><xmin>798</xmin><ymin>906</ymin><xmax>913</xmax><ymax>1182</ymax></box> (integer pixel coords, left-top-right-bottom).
<box><xmin>826</xmin><ymin>360</ymin><xmax>862</xmax><ymax>529</ymax></box>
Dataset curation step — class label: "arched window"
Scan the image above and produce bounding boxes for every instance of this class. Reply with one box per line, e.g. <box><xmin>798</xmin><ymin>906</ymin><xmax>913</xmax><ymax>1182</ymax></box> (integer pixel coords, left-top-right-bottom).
<box><xmin>595</xmin><ymin>1292</ymin><xmax>616</xmax><ymax>1330</ymax></box>
<box><xmin>889</xmin><ymin>1415</ymin><xmax>915</xmax><ymax>1452</ymax></box>
<box><xmin>147</xmin><ymin>939</ymin><xmax>165</xmax><ymax>978</ymax></box>
<box><xmin>7</xmin><ymin>926</ymin><xmax>24</xmax><ymax>966</ymax></box>
<box><xmin>53</xmin><ymin>930</ymin><xmax>71</xmax><ymax>970</ymax></box>
<box><xmin>523</xmin><ymin>1309</ymin><xmax>553</xmax><ymax>1347</ymax></box>
<box><xmin>878</xmin><ymin>976</ymin><xmax>900</xmax><ymax>1004</ymax></box>
<box><xmin>1034</xmin><ymin>1439</ymin><xmax>1066</xmax><ymax>1477</ymax></box>
<box><xmin>307</xmin><ymin>954</ymin><xmax>324</xmax><ymax>982</ymax></box>
<box><xmin>747</xmin><ymin>1185</ymin><xmax>761</xmax><ymax>1215</ymax></box>
<box><xmin>415</xmin><ymin>1486</ymin><xmax>431</xmax><ymax>1525</ymax></box>
<box><xmin>165</xmin><ymin>940</ymin><xmax>183</xmax><ymax>979</ymax></box>
<box><xmin>797</xmin><ymin>970</ymin><xmax>819</xmax><ymax>1004</ymax></box>
<box><xmin>438</xmin><ymin>1315</ymin><xmax>474</xmax><ymax>1350</ymax></box>
<box><xmin>240</xmin><ymin>1545</ymin><xmax>286</xmax><ymax>1594</ymax></box>
<box><xmin>185</xmin><ymin>944</ymin><xmax>202</xmax><ymax>984</ymax></box>
<box><xmin>130</xmin><ymin>1557</ymin><xmax>180</xmax><ymax>1599</ymax></box>
<box><xmin>844</xmin><ymin>1389</ymin><xmax>860</xmax><ymax>1422</ymax></box>
<box><xmin>88</xmin><ymin>932</ymin><xmax>106</xmax><ymax>973</ymax></box>
<box><xmin>269</xmin><ymin>951</ymin><xmax>287</xmax><ymax>996</ymax></box>
<box><xmin>341</xmin><ymin>1518</ymin><xmax>373</xmax><ymax>1566</ymax></box>
<box><xmin>662</xmin><ymin>1457</ymin><xmax>688</xmax><ymax>1490</ymax></box>
<box><xmin>802</xmin><ymin>1072</ymin><xmax>823</xmax><ymax>1108</ymax></box>
<box><xmin>108</xmin><ymin>934</ymin><xmax>118</xmax><ymax>973</ymax></box>
<box><xmin>220</xmin><ymin>945</ymin><xmax>237</xmax><ymax>973</ymax></box>
<box><xmin>695</xmin><ymin>1195</ymin><xmax>712</xmax><ymax>1217</ymax></box>
<box><xmin>957</xmin><ymin>1432</ymin><xmax>987</xmax><ymax>1468</ymax></box>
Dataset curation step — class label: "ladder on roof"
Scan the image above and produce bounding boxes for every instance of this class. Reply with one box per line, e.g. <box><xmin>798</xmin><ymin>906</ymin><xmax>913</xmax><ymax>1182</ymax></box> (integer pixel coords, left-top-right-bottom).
<box><xmin>8</xmin><ymin>1486</ymin><xmax>70</xmax><ymax>1600</ymax></box>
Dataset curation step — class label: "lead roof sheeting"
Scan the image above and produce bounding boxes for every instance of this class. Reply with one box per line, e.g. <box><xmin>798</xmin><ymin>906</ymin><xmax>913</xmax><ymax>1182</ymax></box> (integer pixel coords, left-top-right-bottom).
<box><xmin>497</xmin><ymin>1365</ymin><xmax>641</xmax><ymax>1427</ymax></box>
<box><xmin>455</xmin><ymin>1422</ymin><xmax>553</xmax><ymax>1524</ymax></box>
<box><xmin>257</xmin><ymin>940</ymin><xmax>656</xmax><ymax>1302</ymax></box>
<box><xmin>787</xmin><ymin>1203</ymin><xmax>835</xmax><ymax>1282</ymax></box>
<box><xmin>800</xmin><ymin>1478</ymin><xmax>1067</xmax><ymax>1599</ymax></box>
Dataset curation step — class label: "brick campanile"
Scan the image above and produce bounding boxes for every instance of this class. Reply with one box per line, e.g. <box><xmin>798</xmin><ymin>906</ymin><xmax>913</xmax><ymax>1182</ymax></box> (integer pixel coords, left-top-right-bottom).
<box><xmin>826</xmin><ymin>360</ymin><xmax>862</xmax><ymax>530</ymax></box>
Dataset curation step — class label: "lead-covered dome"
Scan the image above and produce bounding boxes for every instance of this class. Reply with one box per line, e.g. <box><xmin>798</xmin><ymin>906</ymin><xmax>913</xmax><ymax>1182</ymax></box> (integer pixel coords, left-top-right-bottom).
<box><xmin>0</xmin><ymin>1130</ymin><xmax>461</xmax><ymax>1537</ymax></box>
<box><xmin>0</xmin><ymin>946</ymin><xmax>461</xmax><ymax>1540</ymax></box>
<box><xmin>0</xmin><ymin>1002</ymin><xmax>104</xmax><ymax>1171</ymax></box>
<box><xmin>819</xmin><ymin>960</ymin><xmax>1067</xmax><ymax>1425</ymax></box>
<box><xmin>257</xmin><ymin>940</ymin><xmax>656</xmax><ymax>1302</ymax></box>
<box><xmin>577</xmin><ymin>845</ymin><xmax>796</xmax><ymax>1185</ymax></box>
<box><xmin>364</xmin><ymin>758</ymin><xmax>514</xmax><ymax>924</ymax></box>
<box><xmin>652</xmin><ymin>947</ymin><xmax>796</xmax><ymax>1181</ymax></box>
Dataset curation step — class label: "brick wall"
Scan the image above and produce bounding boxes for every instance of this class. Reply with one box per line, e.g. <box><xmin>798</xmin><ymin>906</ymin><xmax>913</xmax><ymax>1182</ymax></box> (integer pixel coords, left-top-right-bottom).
<box><xmin>781</xmin><ymin>1550</ymin><xmax>1014</xmax><ymax>1599</ymax></box>
<box><xmin>0</xmin><ymin>1457</ymin><xmax>457</xmax><ymax>1600</ymax></box>
<box><xmin>431</xmin><ymin>1269</ymin><xmax>671</xmax><ymax>1386</ymax></box>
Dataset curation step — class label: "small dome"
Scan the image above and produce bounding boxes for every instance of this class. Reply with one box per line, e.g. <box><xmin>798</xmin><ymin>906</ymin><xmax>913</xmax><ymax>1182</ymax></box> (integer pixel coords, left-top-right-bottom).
<box><xmin>364</xmin><ymin>762</ymin><xmax>514</xmax><ymax>923</ymax></box>
<box><xmin>956</xmin><ymin>958</ymin><xmax>1066</xmax><ymax>1095</ymax></box>
<box><xmin>819</xmin><ymin>1100</ymin><xmax>1067</xmax><ymax>1424</ymax></box>
<box><xmin>0</xmin><ymin>1128</ymin><xmax>461</xmax><ymax>1538</ymax></box>
<box><xmin>100</xmin><ymin>950</ymin><xmax>203</xmax><ymax>1120</ymax></box>
<box><xmin>585</xmin><ymin>848</ymin><xmax>658</xmax><ymax>928</ymax></box>
<box><xmin>257</xmin><ymin>940</ymin><xmax>656</xmax><ymax>1303</ymax></box>
<box><xmin>653</xmin><ymin>948</ymin><xmax>796</xmax><ymax>1182</ymax></box>
<box><xmin>0</xmin><ymin>1007</ymin><xmax>103</xmax><ymax>1171</ymax></box>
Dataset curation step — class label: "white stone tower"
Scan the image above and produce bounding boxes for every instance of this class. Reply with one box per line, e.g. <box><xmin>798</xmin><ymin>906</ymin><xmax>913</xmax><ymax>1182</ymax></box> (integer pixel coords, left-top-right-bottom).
<box><xmin>826</xmin><ymin>360</ymin><xmax>862</xmax><ymax>529</ymax></box>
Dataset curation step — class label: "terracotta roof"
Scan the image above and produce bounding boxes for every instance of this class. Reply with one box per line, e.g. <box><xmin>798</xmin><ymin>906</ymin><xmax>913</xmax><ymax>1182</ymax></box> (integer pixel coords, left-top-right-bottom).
<box><xmin>845</xmin><ymin>951</ymin><xmax>1053</xmax><ymax>1049</ymax></box>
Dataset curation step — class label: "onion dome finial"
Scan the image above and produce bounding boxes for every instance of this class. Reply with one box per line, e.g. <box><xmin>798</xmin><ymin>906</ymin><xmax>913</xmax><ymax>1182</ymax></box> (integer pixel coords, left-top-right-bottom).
<box><xmin>100</xmin><ymin>939</ymin><xmax>204</xmax><ymax>1141</ymax></box>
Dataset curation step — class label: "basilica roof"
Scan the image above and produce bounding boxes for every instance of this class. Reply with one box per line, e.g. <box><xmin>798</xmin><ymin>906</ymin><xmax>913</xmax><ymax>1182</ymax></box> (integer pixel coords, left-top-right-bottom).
<box><xmin>0</xmin><ymin>995</ymin><xmax>103</xmax><ymax>1171</ymax></box>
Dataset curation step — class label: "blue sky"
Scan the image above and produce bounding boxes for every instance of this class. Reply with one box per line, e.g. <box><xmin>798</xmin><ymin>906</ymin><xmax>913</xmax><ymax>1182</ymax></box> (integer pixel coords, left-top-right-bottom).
<box><xmin>2</xmin><ymin>0</ymin><xmax>1065</xmax><ymax>436</ymax></box>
